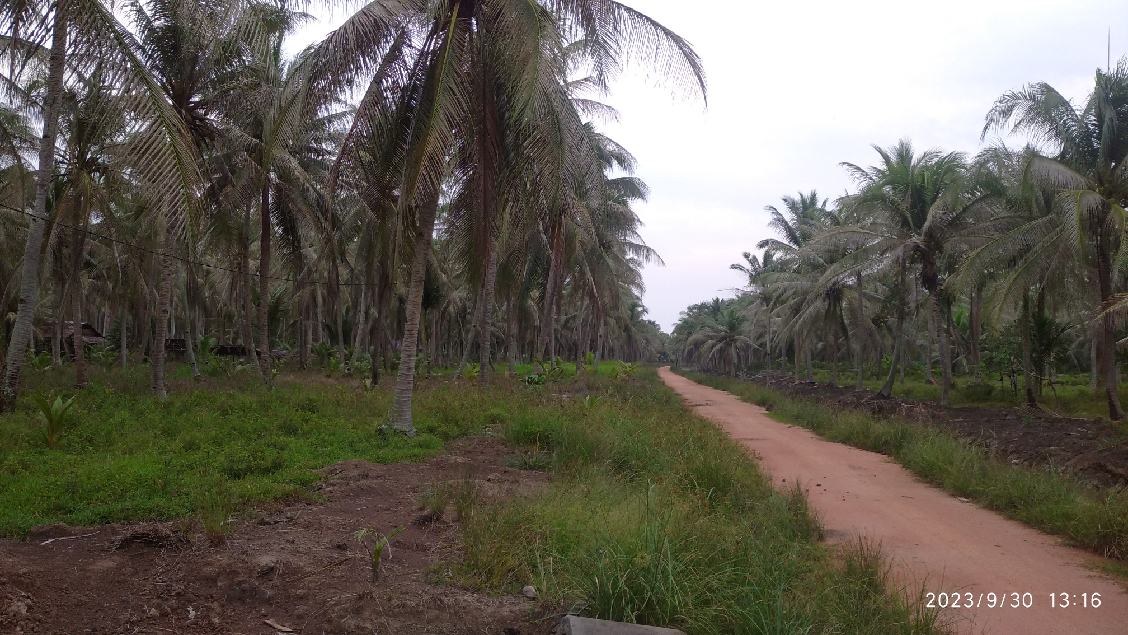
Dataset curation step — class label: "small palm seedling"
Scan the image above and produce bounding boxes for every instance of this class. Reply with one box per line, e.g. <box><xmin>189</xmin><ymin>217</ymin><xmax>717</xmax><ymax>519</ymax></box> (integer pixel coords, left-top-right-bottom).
<box><xmin>462</xmin><ymin>363</ymin><xmax>480</xmax><ymax>381</ymax></box>
<box><xmin>312</xmin><ymin>341</ymin><xmax>334</xmax><ymax>368</ymax></box>
<box><xmin>27</xmin><ymin>350</ymin><xmax>52</xmax><ymax>372</ymax></box>
<box><xmin>35</xmin><ymin>395</ymin><xmax>77</xmax><ymax>449</ymax></box>
<box><xmin>354</xmin><ymin>526</ymin><xmax>404</xmax><ymax>581</ymax></box>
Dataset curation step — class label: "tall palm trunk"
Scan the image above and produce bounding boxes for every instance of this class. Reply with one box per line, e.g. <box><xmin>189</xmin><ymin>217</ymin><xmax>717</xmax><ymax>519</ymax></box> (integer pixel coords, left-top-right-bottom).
<box><xmin>0</xmin><ymin>5</ymin><xmax>68</xmax><ymax>410</ymax></box>
<box><xmin>256</xmin><ymin>183</ymin><xmax>272</xmax><ymax>382</ymax></box>
<box><xmin>457</xmin><ymin>285</ymin><xmax>483</xmax><ymax>374</ymax></box>
<box><xmin>854</xmin><ymin>273</ymin><xmax>865</xmax><ymax>388</ymax></box>
<box><xmin>183</xmin><ymin>244</ymin><xmax>201</xmax><ymax>379</ymax></box>
<box><xmin>70</xmin><ymin>223</ymin><xmax>88</xmax><ymax>388</ymax></box>
<box><xmin>119</xmin><ymin>310</ymin><xmax>128</xmax><ymax>367</ymax></box>
<box><xmin>505</xmin><ymin>298</ymin><xmax>519</xmax><ymax>375</ymax></box>
<box><xmin>1021</xmin><ymin>292</ymin><xmax>1037</xmax><ymax>407</ymax></box>
<box><xmin>388</xmin><ymin>198</ymin><xmax>439</xmax><ymax>434</ymax></box>
<box><xmin>764</xmin><ymin>304</ymin><xmax>772</xmax><ymax>372</ymax></box>
<box><xmin>477</xmin><ymin>244</ymin><xmax>499</xmax><ymax>383</ymax></box>
<box><xmin>933</xmin><ymin>292</ymin><xmax>952</xmax><ymax>406</ymax></box>
<box><xmin>150</xmin><ymin>215</ymin><xmax>173</xmax><ymax>399</ymax></box>
<box><xmin>537</xmin><ymin>218</ymin><xmax>565</xmax><ymax>361</ymax></box>
<box><xmin>240</xmin><ymin>208</ymin><xmax>262</xmax><ymax>378</ymax></box>
<box><xmin>877</xmin><ymin>260</ymin><xmax>907</xmax><ymax>399</ymax></box>
<box><xmin>52</xmin><ymin>282</ymin><xmax>67</xmax><ymax>366</ymax></box>
<box><xmin>183</xmin><ymin>281</ymin><xmax>200</xmax><ymax>380</ymax></box>
<box><xmin>969</xmin><ymin>285</ymin><xmax>983</xmax><ymax>381</ymax></box>
<box><xmin>1096</xmin><ymin>232</ymin><xmax>1124</xmax><ymax>419</ymax></box>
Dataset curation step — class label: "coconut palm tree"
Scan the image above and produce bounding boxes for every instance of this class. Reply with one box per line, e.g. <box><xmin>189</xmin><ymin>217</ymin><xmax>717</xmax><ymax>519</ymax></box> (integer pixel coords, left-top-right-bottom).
<box><xmin>685</xmin><ymin>307</ymin><xmax>754</xmax><ymax>376</ymax></box>
<box><xmin>0</xmin><ymin>0</ymin><xmax>200</xmax><ymax>407</ymax></box>
<box><xmin>981</xmin><ymin>62</ymin><xmax>1128</xmax><ymax>419</ymax></box>
<box><xmin>307</xmin><ymin>0</ymin><xmax>705</xmax><ymax>434</ymax></box>
<box><xmin>816</xmin><ymin>141</ymin><xmax>980</xmax><ymax>404</ymax></box>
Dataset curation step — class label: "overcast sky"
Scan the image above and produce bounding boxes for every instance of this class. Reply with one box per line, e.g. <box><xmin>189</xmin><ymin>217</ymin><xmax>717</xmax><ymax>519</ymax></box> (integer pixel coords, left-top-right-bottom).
<box><xmin>297</xmin><ymin>0</ymin><xmax>1128</xmax><ymax>331</ymax></box>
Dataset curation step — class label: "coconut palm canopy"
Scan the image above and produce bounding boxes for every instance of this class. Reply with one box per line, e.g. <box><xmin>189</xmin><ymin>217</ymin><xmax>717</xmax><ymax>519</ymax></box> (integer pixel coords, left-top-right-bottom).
<box><xmin>672</xmin><ymin>60</ymin><xmax>1128</xmax><ymax>421</ymax></box>
<box><xmin>0</xmin><ymin>0</ymin><xmax>704</xmax><ymax>431</ymax></box>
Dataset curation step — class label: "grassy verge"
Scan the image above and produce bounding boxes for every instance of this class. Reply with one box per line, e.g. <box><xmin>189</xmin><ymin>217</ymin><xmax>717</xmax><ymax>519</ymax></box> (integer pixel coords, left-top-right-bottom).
<box><xmin>456</xmin><ymin>369</ymin><xmax>942</xmax><ymax>634</ymax></box>
<box><xmin>678</xmin><ymin>370</ymin><xmax>1128</xmax><ymax>561</ymax></box>
<box><xmin>0</xmin><ymin>366</ymin><xmax>507</xmax><ymax>536</ymax></box>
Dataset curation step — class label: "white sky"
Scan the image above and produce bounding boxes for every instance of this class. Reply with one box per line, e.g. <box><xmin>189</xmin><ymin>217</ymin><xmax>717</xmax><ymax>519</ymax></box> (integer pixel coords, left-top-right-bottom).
<box><xmin>294</xmin><ymin>0</ymin><xmax>1128</xmax><ymax>331</ymax></box>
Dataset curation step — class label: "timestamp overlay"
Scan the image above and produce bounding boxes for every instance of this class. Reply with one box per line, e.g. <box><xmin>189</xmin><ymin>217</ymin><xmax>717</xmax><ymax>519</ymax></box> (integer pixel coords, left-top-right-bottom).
<box><xmin>661</xmin><ymin>370</ymin><xmax>1128</xmax><ymax>635</ymax></box>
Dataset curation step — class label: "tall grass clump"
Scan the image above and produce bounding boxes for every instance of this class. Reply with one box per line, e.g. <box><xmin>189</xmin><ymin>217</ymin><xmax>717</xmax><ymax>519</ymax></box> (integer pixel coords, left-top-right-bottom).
<box><xmin>680</xmin><ymin>370</ymin><xmax>1128</xmax><ymax>560</ymax></box>
<box><xmin>460</xmin><ymin>369</ymin><xmax>943</xmax><ymax>634</ymax></box>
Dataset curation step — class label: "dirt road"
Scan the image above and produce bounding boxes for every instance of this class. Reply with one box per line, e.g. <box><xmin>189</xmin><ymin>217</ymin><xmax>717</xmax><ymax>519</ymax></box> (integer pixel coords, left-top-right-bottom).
<box><xmin>659</xmin><ymin>368</ymin><xmax>1127</xmax><ymax>635</ymax></box>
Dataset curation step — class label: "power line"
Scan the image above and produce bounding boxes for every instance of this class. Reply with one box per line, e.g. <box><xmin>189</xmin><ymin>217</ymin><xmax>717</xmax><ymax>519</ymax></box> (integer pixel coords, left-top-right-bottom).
<box><xmin>1</xmin><ymin>204</ymin><xmax>367</xmax><ymax>287</ymax></box>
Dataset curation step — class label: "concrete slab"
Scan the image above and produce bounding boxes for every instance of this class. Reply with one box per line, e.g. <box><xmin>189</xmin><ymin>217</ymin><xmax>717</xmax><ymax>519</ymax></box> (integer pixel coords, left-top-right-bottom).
<box><xmin>554</xmin><ymin>615</ymin><xmax>686</xmax><ymax>635</ymax></box>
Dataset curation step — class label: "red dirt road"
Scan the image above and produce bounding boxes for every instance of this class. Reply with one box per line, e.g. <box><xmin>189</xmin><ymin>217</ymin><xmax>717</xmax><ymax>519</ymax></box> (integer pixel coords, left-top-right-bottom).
<box><xmin>659</xmin><ymin>368</ymin><xmax>1127</xmax><ymax>635</ymax></box>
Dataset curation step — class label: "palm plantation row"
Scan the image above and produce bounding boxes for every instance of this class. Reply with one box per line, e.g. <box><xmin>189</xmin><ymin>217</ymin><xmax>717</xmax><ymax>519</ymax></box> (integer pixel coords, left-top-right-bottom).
<box><xmin>673</xmin><ymin>60</ymin><xmax>1128</xmax><ymax>420</ymax></box>
<box><xmin>0</xmin><ymin>0</ymin><xmax>698</xmax><ymax>432</ymax></box>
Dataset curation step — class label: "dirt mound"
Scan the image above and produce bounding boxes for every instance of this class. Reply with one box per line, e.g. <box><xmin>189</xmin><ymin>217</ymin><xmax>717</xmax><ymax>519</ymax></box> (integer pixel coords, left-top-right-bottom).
<box><xmin>756</xmin><ymin>374</ymin><xmax>1128</xmax><ymax>488</ymax></box>
<box><xmin>0</xmin><ymin>435</ymin><xmax>552</xmax><ymax>634</ymax></box>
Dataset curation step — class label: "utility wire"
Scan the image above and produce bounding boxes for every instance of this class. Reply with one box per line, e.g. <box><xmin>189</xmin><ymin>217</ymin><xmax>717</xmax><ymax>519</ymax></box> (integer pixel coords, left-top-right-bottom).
<box><xmin>1</xmin><ymin>203</ymin><xmax>367</xmax><ymax>287</ymax></box>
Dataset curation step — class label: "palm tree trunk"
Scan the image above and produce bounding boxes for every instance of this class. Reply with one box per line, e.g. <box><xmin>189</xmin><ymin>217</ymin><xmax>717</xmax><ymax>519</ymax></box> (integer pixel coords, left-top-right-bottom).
<box><xmin>351</xmin><ymin>283</ymin><xmax>368</xmax><ymax>367</ymax></box>
<box><xmin>119</xmin><ymin>310</ymin><xmax>128</xmax><ymax>367</ymax></box>
<box><xmin>1021</xmin><ymin>292</ymin><xmax>1037</xmax><ymax>407</ymax></box>
<box><xmin>1097</xmin><ymin>235</ymin><xmax>1124</xmax><ymax>419</ymax></box>
<box><xmin>933</xmin><ymin>292</ymin><xmax>952</xmax><ymax>406</ymax></box>
<box><xmin>458</xmin><ymin>285</ymin><xmax>483</xmax><ymax>374</ymax></box>
<box><xmin>923</xmin><ymin>297</ymin><xmax>934</xmax><ymax>384</ymax></box>
<box><xmin>70</xmin><ymin>224</ymin><xmax>88</xmax><ymax>389</ymax></box>
<box><xmin>256</xmin><ymin>183</ymin><xmax>272</xmax><ymax>382</ymax></box>
<box><xmin>969</xmin><ymin>285</ymin><xmax>983</xmax><ymax>382</ymax></box>
<box><xmin>52</xmin><ymin>283</ymin><xmax>67</xmax><ymax>367</ymax></box>
<box><xmin>478</xmin><ymin>244</ymin><xmax>499</xmax><ymax>384</ymax></box>
<box><xmin>764</xmin><ymin>302</ymin><xmax>772</xmax><ymax>373</ymax></box>
<box><xmin>184</xmin><ymin>284</ymin><xmax>200</xmax><ymax>380</ymax></box>
<box><xmin>329</xmin><ymin>257</ymin><xmax>347</xmax><ymax>369</ymax></box>
<box><xmin>150</xmin><ymin>216</ymin><xmax>173</xmax><ymax>399</ymax></box>
<box><xmin>877</xmin><ymin>261</ymin><xmax>907</xmax><ymax>399</ymax></box>
<box><xmin>1090</xmin><ymin>325</ymin><xmax>1099</xmax><ymax>391</ymax></box>
<box><xmin>0</xmin><ymin>5</ymin><xmax>68</xmax><ymax>410</ymax></box>
<box><xmin>537</xmin><ymin>218</ymin><xmax>565</xmax><ymax>361</ymax></box>
<box><xmin>240</xmin><ymin>209</ymin><xmax>262</xmax><ymax>378</ymax></box>
<box><xmin>506</xmin><ymin>298</ymin><xmax>519</xmax><ymax>375</ymax></box>
<box><xmin>388</xmin><ymin>197</ymin><xmax>439</xmax><ymax>434</ymax></box>
<box><xmin>184</xmin><ymin>246</ymin><xmax>201</xmax><ymax>379</ymax></box>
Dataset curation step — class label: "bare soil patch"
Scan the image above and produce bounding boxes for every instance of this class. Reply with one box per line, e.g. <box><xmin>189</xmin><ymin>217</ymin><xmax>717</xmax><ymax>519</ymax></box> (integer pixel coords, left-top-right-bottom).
<box><xmin>0</xmin><ymin>434</ymin><xmax>552</xmax><ymax>635</ymax></box>
<box><xmin>753</xmin><ymin>374</ymin><xmax>1128</xmax><ymax>488</ymax></box>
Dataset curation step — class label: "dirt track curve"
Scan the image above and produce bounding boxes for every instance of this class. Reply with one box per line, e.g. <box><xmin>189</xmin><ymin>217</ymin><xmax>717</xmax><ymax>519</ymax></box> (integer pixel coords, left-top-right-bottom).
<box><xmin>659</xmin><ymin>367</ymin><xmax>1127</xmax><ymax>635</ymax></box>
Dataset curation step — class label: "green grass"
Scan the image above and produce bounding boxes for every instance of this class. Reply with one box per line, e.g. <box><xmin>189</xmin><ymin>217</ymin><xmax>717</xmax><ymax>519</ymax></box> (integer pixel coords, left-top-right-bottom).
<box><xmin>456</xmin><ymin>369</ymin><xmax>942</xmax><ymax>634</ymax></box>
<box><xmin>0</xmin><ymin>365</ymin><xmax>509</xmax><ymax>536</ymax></box>
<box><xmin>679</xmin><ymin>370</ymin><xmax>1128</xmax><ymax>561</ymax></box>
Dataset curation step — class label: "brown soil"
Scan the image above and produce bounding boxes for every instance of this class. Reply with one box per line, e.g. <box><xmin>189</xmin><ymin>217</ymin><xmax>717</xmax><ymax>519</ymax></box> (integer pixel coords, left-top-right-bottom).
<box><xmin>0</xmin><ymin>434</ymin><xmax>553</xmax><ymax>635</ymax></box>
<box><xmin>661</xmin><ymin>368</ymin><xmax>1128</xmax><ymax>635</ymax></box>
<box><xmin>750</xmin><ymin>373</ymin><xmax>1128</xmax><ymax>488</ymax></box>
